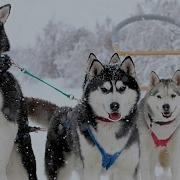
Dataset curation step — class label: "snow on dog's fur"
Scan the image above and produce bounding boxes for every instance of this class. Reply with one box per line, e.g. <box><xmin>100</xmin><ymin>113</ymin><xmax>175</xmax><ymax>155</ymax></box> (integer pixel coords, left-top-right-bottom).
<box><xmin>0</xmin><ymin>4</ymin><xmax>37</xmax><ymax>180</ymax></box>
<box><xmin>27</xmin><ymin>53</ymin><xmax>141</xmax><ymax>180</ymax></box>
<box><xmin>138</xmin><ymin>70</ymin><xmax>180</xmax><ymax>180</ymax></box>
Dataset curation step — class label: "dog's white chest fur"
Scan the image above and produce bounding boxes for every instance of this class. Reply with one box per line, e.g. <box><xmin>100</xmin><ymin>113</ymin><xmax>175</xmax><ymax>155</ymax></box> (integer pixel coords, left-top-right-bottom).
<box><xmin>78</xmin><ymin>121</ymin><xmax>139</xmax><ymax>176</ymax></box>
<box><xmin>7</xmin><ymin>144</ymin><xmax>29</xmax><ymax>180</ymax></box>
<box><xmin>0</xmin><ymin>92</ymin><xmax>18</xmax><ymax>179</ymax></box>
<box><xmin>93</xmin><ymin>122</ymin><xmax>128</xmax><ymax>154</ymax></box>
<box><xmin>0</xmin><ymin>112</ymin><xmax>18</xmax><ymax>150</ymax></box>
<box><xmin>0</xmin><ymin>111</ymin><xmax>18</xmax><ymax>178</ymax></box>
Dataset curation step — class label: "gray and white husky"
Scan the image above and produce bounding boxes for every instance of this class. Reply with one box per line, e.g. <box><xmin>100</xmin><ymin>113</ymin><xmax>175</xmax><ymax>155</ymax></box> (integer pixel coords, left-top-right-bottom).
<box><xmin>0</xmin><ymin>4</ymin><xmax>37</xmax><ymax>180</ymax></box>
<box><xmin>138</xmin><ymin>70</ymin><xmax>180</xmax><ymax>180</ymax></box>
<box><xmin>27</xmin><ymin>53</ymin><xmax>140</xmax><ymax>180</ymax></box>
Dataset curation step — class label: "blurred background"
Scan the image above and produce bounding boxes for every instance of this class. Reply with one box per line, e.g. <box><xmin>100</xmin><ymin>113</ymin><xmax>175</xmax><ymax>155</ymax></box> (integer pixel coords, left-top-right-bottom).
<box><xmin>1</xmin><ymin>0</ymin><xmax>180</xmax><ymax>88</ymax></box>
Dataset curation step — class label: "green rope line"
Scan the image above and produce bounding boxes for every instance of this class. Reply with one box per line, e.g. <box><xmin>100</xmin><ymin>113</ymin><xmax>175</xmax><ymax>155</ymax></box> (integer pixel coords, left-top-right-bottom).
<box><xmin>22</xmin><ymin>69</ymin><xmax>77</xmax><ymax>100</ymax></box>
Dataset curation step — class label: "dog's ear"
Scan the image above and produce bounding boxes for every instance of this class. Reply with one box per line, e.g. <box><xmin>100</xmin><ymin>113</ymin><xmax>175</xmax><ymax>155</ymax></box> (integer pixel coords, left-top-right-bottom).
<box><xmin>120</xmin><ymin>56</ymin><xmax>136</xmax><ymax>77</ymax></box>
<box><xmin>150</xmin><ymin>71</ymin><xmax>160</xmax><ymax>87</ymax></box>
<box><xmin>89</xmin><ymin>59</ymin><xmax>104</xmax><ymax>79</ymax></box>
<box><xmin>87</xmin><ymin>53</ymin><xmax>97</xmax><ymax>69</ymax></box>
<box><xmin>109</xmin><ymin>53</ymin><xmax>121</xmax><ymax>64</ymax></box>
<box><xmin>172</xmin><ymin>70</ymin><xmax>180</xmax><ymax>86</ymax></box>
<box><xmin>0</xmin><ymin>4</ymin><xmax>11</xmax><ymax>24</ymax></box>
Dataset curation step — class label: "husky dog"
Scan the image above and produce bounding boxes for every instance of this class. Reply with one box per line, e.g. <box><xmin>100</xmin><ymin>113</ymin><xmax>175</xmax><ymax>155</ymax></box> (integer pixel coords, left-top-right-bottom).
<box><xmin>0</xmin><ymin>4</ymin><xmax>37</xmax><ymax>180</ymax></box>
<box><xmin>27</xmin><ymin>53</ymin><xmax>140</xmax><ymax>180</ymax></box>
<box><xmin>138</xmin><ymin>71</ymin><xmax>180</xmax><ymax>180</ymax></box>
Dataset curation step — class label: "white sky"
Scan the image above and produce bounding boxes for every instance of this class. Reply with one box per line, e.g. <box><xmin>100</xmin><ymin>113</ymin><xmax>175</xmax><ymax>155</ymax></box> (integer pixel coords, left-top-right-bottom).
<box><xmin>1</xmin><ymin>0</ymin><xmax>142</xmax><ymax>48</ymax></box>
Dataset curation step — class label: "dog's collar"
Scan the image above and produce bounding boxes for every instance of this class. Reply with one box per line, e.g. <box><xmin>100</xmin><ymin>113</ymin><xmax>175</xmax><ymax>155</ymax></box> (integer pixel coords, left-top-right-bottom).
<box><xmin>148</xmin><ymin>114</ymin><xmax>175</xmax><ymax>127</ymax></box>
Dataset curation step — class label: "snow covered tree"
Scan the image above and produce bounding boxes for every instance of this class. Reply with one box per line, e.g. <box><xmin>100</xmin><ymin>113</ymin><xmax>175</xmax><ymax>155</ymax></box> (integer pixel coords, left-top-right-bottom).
<box><xmin>11</xmin><ymin>0</ymin><xmax>180</xmax><ymax>87</ymax></box>
<box><xmin>30</xmin><ymin>19</ymin><xmax>114</xmax><ymax>87</ymax></box>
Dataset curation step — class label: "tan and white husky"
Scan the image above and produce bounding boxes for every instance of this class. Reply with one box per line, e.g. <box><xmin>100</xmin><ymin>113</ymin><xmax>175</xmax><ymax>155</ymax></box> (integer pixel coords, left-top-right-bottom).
<box><xmin>138</xmin><ymin>70</ymin><xmax>180</xmax><ymax>180</ymax></box>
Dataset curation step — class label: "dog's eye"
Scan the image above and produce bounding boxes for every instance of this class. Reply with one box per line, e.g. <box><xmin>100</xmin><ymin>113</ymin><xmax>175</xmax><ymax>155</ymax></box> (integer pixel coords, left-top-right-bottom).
<box><xmin>118</xmin><ymin>86</ymin><xmax>126</xmax><ymax>93</ymax></box>
<box><xmin>157</xmin><ymin>95</ymin><xmax>162</xmax><ymax>99</ymax></box>
<box><xmin>100</xmin><ymin>87</ymin><xmax>109</xmax><ymax>93</ymax></box>
<box><xmin>171</xmin><ymin>94</ymin><xmax>176</xmax><ymax>98</ymax></box>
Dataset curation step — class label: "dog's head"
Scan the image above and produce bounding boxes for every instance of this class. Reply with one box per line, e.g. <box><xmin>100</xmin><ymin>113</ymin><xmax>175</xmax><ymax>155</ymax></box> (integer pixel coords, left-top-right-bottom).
<box><xmin>145</xmin><ymin>70</ymin><xmax>180</xmax><ymax>124</ymax></box>
<box><xmin>83</xmin><ymin>53</ymin><xmax>140</xmax><ymax>122</ymax></box>
<box><xmin>0</xmin><ymin>4</ymin><xmax>11</xmax><ymax>53</ymax></box>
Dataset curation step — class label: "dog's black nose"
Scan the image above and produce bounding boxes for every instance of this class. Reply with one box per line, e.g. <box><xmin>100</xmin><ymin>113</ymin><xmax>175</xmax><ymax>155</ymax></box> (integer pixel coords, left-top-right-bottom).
<box><xmin>162</xmin><ymin>104</ymin><xmax>170</xmax><ymax>112</ymax></box>
<box><xmin>110</xmin><ymin>102</ymin><xmax>119</xmax><ymax>111</ymax></box>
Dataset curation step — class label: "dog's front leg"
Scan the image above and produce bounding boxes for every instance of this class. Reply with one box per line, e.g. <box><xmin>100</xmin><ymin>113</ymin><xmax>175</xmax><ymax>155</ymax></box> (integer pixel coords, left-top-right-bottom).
<box><xmin>110</xmin><ymin>172</ymin><xmax>135</xmax><ymax>180</ymax></box>
<box><xmin>139</xmin><ymin>143</ymin><xmax>157</xmax><ymax>180</ymax></box>
<box><xmin>139</xmin><ymin>153</ymin><xmax>157</xmax><ymax>180</ymax></box>
<box><xmin>110</xmin><ymin>164</ymin><xmax>140</xmax><ymax>180</ymax></box>
<box><xmin>138</xmin><ymin>129</ymin><xmax>157</xmax><ymax>180</ymax></box>
<box><xmin>171</xmin><ymin>156</ymin><xmax>180</xmax><ymax>180</ymax></box>
<box><xmin>80</xmin><ymin>166</ymin><xmax>101</xmax><ymax>180</ymax></box>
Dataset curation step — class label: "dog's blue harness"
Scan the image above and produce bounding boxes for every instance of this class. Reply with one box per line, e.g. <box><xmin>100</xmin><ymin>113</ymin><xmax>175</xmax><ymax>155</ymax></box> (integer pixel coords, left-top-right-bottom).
<box><xmin>86</xmin><ymin>127</ymin><xmax>125</xmax><ymax>170</ymax></box>
<box><xmin>63</xmin><ymin>119</ymin><xmax>125</xmax><ymax>170</ymax></box>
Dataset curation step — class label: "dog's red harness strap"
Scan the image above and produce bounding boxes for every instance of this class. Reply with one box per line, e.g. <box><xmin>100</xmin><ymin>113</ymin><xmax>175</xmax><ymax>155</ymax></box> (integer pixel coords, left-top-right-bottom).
<box><xmin>151</xmin><ymin>131</ymin><xmax>174</xmax><ymax>147</ymax></box>
<box><xmin>146</xmin><ymin>114</ymin><xmax>176</xmax><ymax>147</ymax></box>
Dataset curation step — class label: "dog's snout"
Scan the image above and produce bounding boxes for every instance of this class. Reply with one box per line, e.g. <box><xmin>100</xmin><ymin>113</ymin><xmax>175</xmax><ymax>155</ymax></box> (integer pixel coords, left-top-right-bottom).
<box><xmin>110</xmin><ymin>102</ymin><xmax>119</xmax><ymax>111</ymax></box>
<box><xmin>162</xmin><ymin>104</ymin><xmax>170</xmax><ymax>112</ymax></box>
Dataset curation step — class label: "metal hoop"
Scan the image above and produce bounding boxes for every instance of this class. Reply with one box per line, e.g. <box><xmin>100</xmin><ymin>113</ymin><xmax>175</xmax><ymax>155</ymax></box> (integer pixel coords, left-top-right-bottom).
<box><xmin>112</xmin><ymin>14</ymin><xmax>180</xmax><ymax>56</ymax></box>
